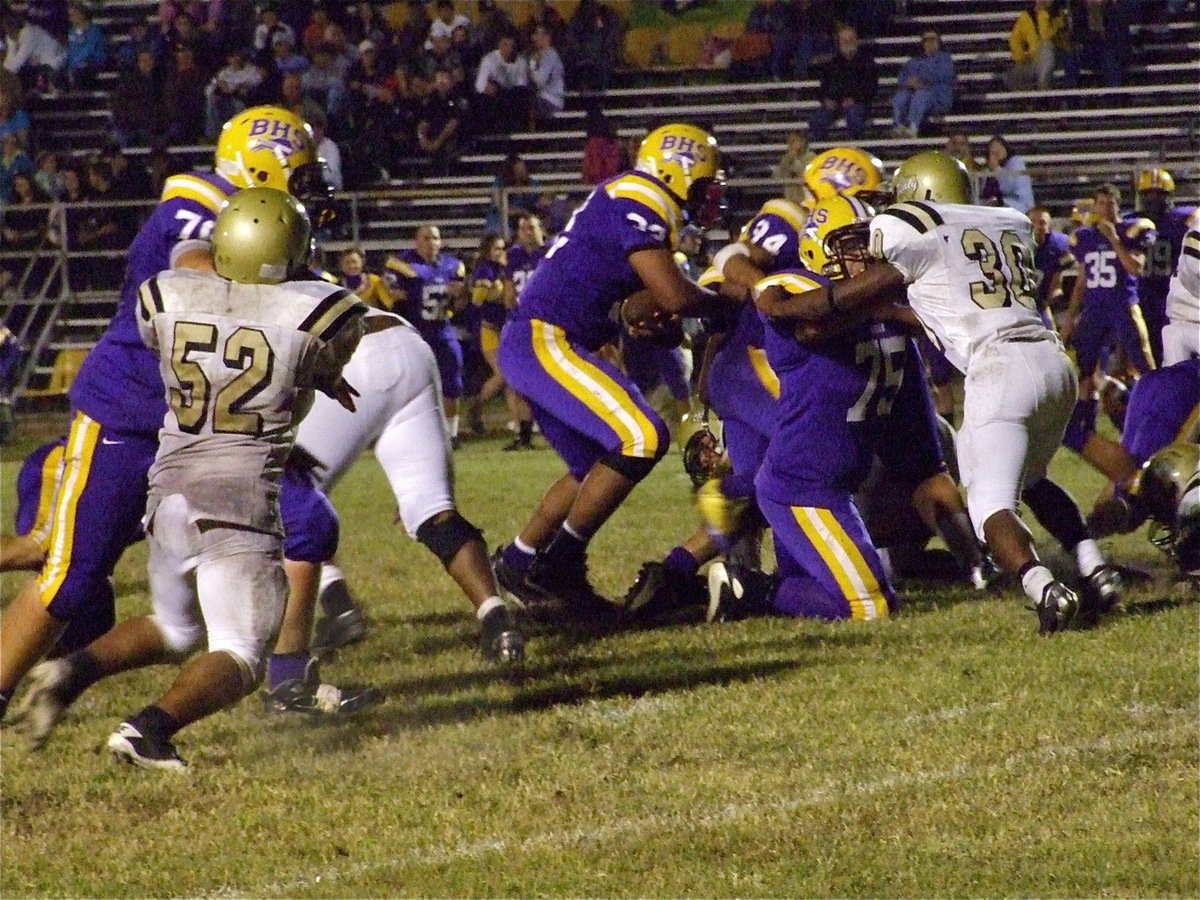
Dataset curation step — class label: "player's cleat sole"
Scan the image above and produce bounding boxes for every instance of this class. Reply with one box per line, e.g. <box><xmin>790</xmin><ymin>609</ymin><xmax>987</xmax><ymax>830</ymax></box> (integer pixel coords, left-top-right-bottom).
<box><xmin>107</xmin><ymin>722</ymin><xmax>188</xmax><ymax>772</ymax></box>
<box><xmin>12</xmin><ymin>658</ymin><xmax>74</xmax><ymax>751</ymax></box>
<box><xmin>480</xmin><ymin>606</ymin><xmax>526</xmax><ymax>666</ymax></box>
<box><xmin>310</xmin><ymin>607</ymin><xmax>369</xmax><ymax>657</ymax></box>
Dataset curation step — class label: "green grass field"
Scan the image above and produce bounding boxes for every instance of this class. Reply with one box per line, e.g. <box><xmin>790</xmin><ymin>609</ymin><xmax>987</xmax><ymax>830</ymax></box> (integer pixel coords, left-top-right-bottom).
<box><xmin>1</xmin><ymin>415</ymin><xmax>1196</xmax><ymax>899</ymax></box>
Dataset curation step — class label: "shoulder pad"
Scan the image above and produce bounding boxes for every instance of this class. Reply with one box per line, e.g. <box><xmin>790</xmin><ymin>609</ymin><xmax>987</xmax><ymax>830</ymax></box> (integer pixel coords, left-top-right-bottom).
<box><xmin>296</xmin><ymin>286</ymin><xmax>367</xmax><ymax>341</ymax></box>
<box><xmin>878</xmin><ymin>201</ymin><xmax>944</xmax><ymax>235</ymax></box>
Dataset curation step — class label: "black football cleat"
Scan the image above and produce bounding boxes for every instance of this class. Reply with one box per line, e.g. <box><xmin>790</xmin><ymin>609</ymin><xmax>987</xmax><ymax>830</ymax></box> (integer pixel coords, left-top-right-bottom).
<box><xmin>492</xmin><ymin>545</ymin><xmax>548</xmax><ymax>606</ymax></box>
<box><xmin>1035</xmin><ymin>581</ymin><xmax>1079</xmax><ymax>635</ymax></box>
<box><xmin>310</xmin><ymin>606</ymin><xmax>369</xmax><ymax>658</ymax></box>
<box><xmin>623</xmin><ymin>560</ymin><xmax>706</xmax><ymax>623</ymax></box>
<box><xmin>262</xmin><ymin>660</ymin><xmax>384</xmax><ymax>716</ymax></box>
<box><xmin>480</xmin><ymin>605</ymin><xmax>526</xmax><ymax>666</ymax></box>
<box><xmin>107</xmin><ymin>722</ymin><xmax>188</xmax><ymax>772</ymax></box>
<box><xmin>1082</xmin><ymin>564</ymin><xmax>1123</xmax><ymax>616</ymax></box>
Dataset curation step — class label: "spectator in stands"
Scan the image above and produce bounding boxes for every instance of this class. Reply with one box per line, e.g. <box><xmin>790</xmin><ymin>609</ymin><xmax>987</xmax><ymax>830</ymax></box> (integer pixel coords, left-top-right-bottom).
<box><xmin>115</xmin><ymin>19</ymin><xmax>163</xmax><ymax>72</ymax></box>
<box><xmin>943</xmin><ymin>131</ymin><xmax>984</xmax><ymax>186</ymax></box>
<box><xmin>64</xmin><ymin>2</ymin><xmax>106</xmax><ymax>90</ymax></box>
<box><xmin>161</xmin><ymin>9</ymin><xmax>207</xmax><ymax>58</ymax></box>
<box><xmin>271</xmin><ymin>30</ymin><xmax>309</xmax><ymax>77</ymax></box>
<box><xmin>77</xmin><ymin>159</ymin><xmax>133</xmax><ymax>289</ymax></box>
<box><xmin>473</xmin><ymin>31</ymin><xmax>530</xmax><ymax>135</ymax></box>
<box><xmin>487</xmin><ymin>152</ymin><xmax>537</xmax><ymax>234</ymax></box>
<box><xmin>1006</xmin><ymin>0</ymin><xmax>1071</xmax><ymax>91</ymax></box>
<box><xmin>450</xmin><ymin>22</ymin><xmax>477</xmax><ymax>76</ymax></box>
<box><xmin>301</xmin><ymin>41</ymin><xmax>346</xmax><ymax>117</ymax></box>
<box><xmin>581</xmin><ymin>107</ymin><xmax>621</xmax><ymax>185</ymax></box>
<box><xmin>2</xmin><ymin>174</ymin><xmax>48</xmax><ymax>281</ymax></box>
<box><xmin>527</xmin><ymin>24</ymin><xmax>564</xmax><ymax>130</ymax></box>
<box><xmin>418</xmin><ymin>31</ymin><xmax>465</xmax><ymax>87</ymax></box>
<box><xmin>771</xmin><ymin>129</ymin><xmax>814</xmax><ymax>206</ymax></box>
<box><xmin>471</xmin><ymin>0</ymin><xmax>516</xmax><ymax>68</ymax></box>
<box><xmin>24</xmin><ymin>0</ymin><xmax>69</xmax><ymax>43</ymax></box>
<box><xmin>162</xmin><ymin>44</ymin><xmax>208</xmax><ymax>145</ymax></box>
<box><xmin>33</xmin><ymin>150</ymin><xmax>64</xmax><ymax>199</ymax></box>
<box><xmin>159</xmin><ymin>1</ymin><xmax>205</xmax><ymax>36</ymax></box>
<box><xmin>0</xmin><ymin>83</ymin><xmax>31</xmax><ymax>147</ymax></box>
<box><xmin>979</xmin><ymin>134</ymin><xmax>1035</xmax><ymax>212</ymax></box>
<box><xmin>808</xmin><ymin>24</ymin><xmax>876</xmax><ymax>141</ymax></box>
<box><xmin>524</xmin><ymin>0</ymin><xmax>567</xmax><ymax>49</ymax></box>
<box><xmin>1029</xmin><ymin>205</ymin><xmax>1074</xmax><ymax>314</ymax></box>
<box><xmin>2</xmin><ymin>11</ymin><xmax>66</xmax><ymax>95</ymax></box>
<box><xmin>278</xmin><ymin>71</ymin><xmax>322</xmax><ymax>125</ymax></box>
<box><xmin>207</xmin><ymin>0</ymin><xmax>254</xmax><ymax>59</ymax></box>
<box><xmin>417</xmin><ymin>67</ymin><xmax>463</xmax><ymax>173</ymax></box>
<box><xmin>102</xmin><ymin>141</ymin><xmax>151</xmax><ymax>200</ymax></box>
<box><xmin>309</xmin><ymin>111</ymin><xmax>342</xmax><ymax>191</ymax></box>
<box><xmin>788</xmin><ymin>0</ymin><xmax>836</xmax><ymax>80</ymax></box>
<box><xmin>1072</xmin><ymin>0</ymin><xmax>1130</xmax><ymax>87</ymax></box>
<box><xmin>301</xmin><ymin>3</ymin><xmax>333</xmax><ymax>55</ymax></box>
<box><xmin>343</xmin><ymin>0</ymin><xmax>389</xmax><ymax>51</ymax></box>
<box><xmin>0</xmin><ymin>132</ymin><xmax>33</xmax><ymax>205</ymax></box>
<box><xmin>564</xmin><ymin>0</ymin><xmax>620</xmax><ymax>92</ymax></box>
<box><xmin>890</xmin><ymin>30</ymin><xmax>954</xmax><ymax>138</ymax></box>
<box><xmin>252</xmin><ymin>3</ymin><xmax>294</xmax><ymax>65</ymax></box>
<box><xmin>111</xmin><ymin>49</ymin><xmax>163</xmax><ymax>148</ymax></box>
<box><xmin>204</xmin><ymin>46</ymin><xmax>262</xmax><ymax>141</ymax></box>
<box><xmin>145</xmin><ymin>143</ymin><xmax>180</xmax><ymax>196</ymax></box>
<box><xmin>730</xmin><ymin>1</ymin><xmax>777</xmax><ymax>80</ymax></box>
<box><xmin>429</xmin><ymin>0</ymin><xmax>471</xmax><ymax>47</ymax></box>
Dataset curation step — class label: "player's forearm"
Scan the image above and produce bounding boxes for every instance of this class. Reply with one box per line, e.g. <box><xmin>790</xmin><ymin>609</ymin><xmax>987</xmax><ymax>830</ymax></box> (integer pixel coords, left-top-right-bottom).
<box><xmin>1065</xmin><ymin>274</ymin><xmax>1085</xmax><ymax>319</ymax></box>
<box><xmin>1113</xmin><ymin>245</ymin><xmax>1144</xmax><ymax>276</ymax></box>
<box><xmin>720</xmin><ymin>252</ymin><xmax>765</xmax><ymax>292</ymax></box>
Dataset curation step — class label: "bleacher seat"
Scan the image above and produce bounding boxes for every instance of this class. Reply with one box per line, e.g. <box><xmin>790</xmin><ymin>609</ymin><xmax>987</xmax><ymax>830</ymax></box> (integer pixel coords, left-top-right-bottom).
<box><xmin>24</xmin><ymin>348</ymin><xmax>88</xmax><ymax>398</ymax></box>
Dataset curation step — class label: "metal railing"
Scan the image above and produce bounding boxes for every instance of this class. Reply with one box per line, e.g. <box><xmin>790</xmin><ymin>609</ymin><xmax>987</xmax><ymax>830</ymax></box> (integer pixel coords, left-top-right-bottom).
<box><xmin>2</xmin><ymin>159</ymin><xmax>1196</xmax><ymax>404</ymax></box>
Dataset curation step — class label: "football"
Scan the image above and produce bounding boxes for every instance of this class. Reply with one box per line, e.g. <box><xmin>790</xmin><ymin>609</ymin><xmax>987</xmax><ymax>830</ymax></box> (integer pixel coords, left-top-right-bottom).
<box><xmin>621</xmin><ymin>289</ymin><xmax>686</xmax><ymax>349</ymax></box>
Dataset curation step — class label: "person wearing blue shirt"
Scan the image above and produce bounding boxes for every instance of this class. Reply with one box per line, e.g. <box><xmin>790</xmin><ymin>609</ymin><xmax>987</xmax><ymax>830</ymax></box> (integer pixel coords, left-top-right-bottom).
<box><xmin>980</xmin><ymin>134</ymin><xmax>1035</xmax><ymax>214</ymax></box>
<box><xmin>65</xmin><ymin>2</ymin><xmax>107</xmax><ymax>89</ymax></box>
<box><xmin>890</xmin><ymin>30</ymin><xmax>955</xmax><ymax>138</ymax></box>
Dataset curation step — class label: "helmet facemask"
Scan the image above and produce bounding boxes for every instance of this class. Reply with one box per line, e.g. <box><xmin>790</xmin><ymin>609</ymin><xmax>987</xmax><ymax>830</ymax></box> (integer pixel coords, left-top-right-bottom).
<box><xmin>823</xmin><ymin>223</ymin><xmax>872</xmax><ymax>279</ymax></box>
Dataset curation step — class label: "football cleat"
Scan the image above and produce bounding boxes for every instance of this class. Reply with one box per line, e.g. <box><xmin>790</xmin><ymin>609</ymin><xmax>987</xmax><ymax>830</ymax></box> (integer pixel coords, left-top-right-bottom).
<box><xmin>310</xmin><ymin>606</ymin><xmax>369</xmax><ymax>658</ymax></box>
<box><xmin>479</xmin><ymin>605</ymin><xmax>525</xmax><ymax>666</ymax></box>
<box><xmin>502</xmin><ymin>437</ymin><xmax>535</xmax><ymax>451</ymax></box>
<box><xmin>492</xmin><ymin>545</ymin><xmax>549</xmax><ymax>606</ymax></box>
<box><xmin>1035</xmin><ymin>581</ymin><xmax>1079</xmax><ymax>635</ymax></box>
<box><xmin>1080</xmin><ymin>564</ymin><xmax>1124</xmax><ymax>619</ymax></box>
<box><xmin>262</xmin><ymin>660</ymin><xmax>384</xmax><ymax>716</ymax></box>
<box><xmin>526</xmin><ymin>559</ymin><xmax>619</xmax><ymax>627</ymax></box>
<box><xmin>12</xmin><ymin>658</ymin><xmax>75</xmax><ymax>751</ymax></box>
<box><xmin>706</xmin><ymin>562</ymin><xmax>775</xmax><ymax>623</ymax></box>
<box><xmin>623</xmin><ymin>560</ymin><xmax>706</xmax><ymax>622</ymax></box>
<box><xmin>107</xmin><ymin>722</ymin><xmax>188</xmax><ymax>772</ymax></box>
<box><xmin>970</xmin><ymin>555</ymin><xmax>1003</xmax><ymax>591</ymax></box>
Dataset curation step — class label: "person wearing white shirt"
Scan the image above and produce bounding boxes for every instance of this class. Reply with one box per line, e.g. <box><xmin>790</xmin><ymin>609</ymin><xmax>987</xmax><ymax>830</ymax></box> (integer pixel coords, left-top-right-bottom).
<box><xmin>473</xmin><ymin>32</ymin><xmax>530</xmax><ymax>134</ymax></box>
<box><xmin>312</xmin><ymin>118</ymin><xmax>343</xmax><ymax>192</ymax></box>
<box><xmin>2</xmin><ymin>13</ymin><xmax>66</xmax><ymax>92</ymax></box>
<box><xmin>427</xmin><ymin>0</ymin><xmax>471</xmax><ymax>49</ymax></box>
<box><xmin>527</xmin><ymin>24</ymin><xmax>564</xmax><ymax>129</ymax></box>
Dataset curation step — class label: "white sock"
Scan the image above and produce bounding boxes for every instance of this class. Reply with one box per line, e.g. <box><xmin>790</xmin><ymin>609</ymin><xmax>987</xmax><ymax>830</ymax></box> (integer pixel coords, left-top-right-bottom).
<box><xmin>1020</xmin><ymin>563</ymin><xmax>1055</xmax><ymax>605</ymax></box>
<box><xmin>877</xmin><ymin>547</ymin><xmax>895</xmax><ymax>582</ymax></box>
<box><xmin>563</xmin><ymin>520</ymin><xmax>586</xmax><ymax>541</ymax></box>
<box><xmin>1075</xmin><ymin>539</ymin><xmax>1105</xmax><ymax>578</ymax></box>
<box><xmin>476</xmin><ymin>596</ymin><xmax>505</xmax><ymax>620</ymax></box>
<box><xmin>513</xmin><ymin>536</ymin><xmax>536</xmax><ymax>556</ymax></box>
<box><xmin>319</xmin><ymin>563</ymin><xmax>345</xmax><ymax>591</ymax></box>
<box><xmin>448</xmin><ymin>415</ymin><xmax>460</xmax><ymax>439</ymax></box>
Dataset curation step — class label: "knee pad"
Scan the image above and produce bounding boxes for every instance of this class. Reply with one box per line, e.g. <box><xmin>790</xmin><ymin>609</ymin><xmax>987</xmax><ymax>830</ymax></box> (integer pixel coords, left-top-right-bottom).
<box><xmin>600</xmin><ymin>451</ymin><xmax>661</xmax><ymax>484</ymax></box>
<box><xmin>416</xmin><ymin>510</ymin><xmax>482</xmax><ymax>567</ymax></box>
<box><xmin>148</xmin><ymin>612</ymin><xmax>206</xmax><ymax>656</ymax></box>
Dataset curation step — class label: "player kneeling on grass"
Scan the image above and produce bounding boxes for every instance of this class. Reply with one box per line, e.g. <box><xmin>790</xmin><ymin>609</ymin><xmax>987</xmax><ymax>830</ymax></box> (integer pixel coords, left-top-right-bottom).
<box><xmin>12</xmin><ymin>189</ymin><xmax>366</xmax><ymax>770</ymax></box>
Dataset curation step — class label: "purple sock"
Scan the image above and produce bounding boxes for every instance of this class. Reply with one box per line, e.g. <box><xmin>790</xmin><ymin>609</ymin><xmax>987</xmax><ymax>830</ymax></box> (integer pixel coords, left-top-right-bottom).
<box><xmin>268</xmin><ymin>652</ymin><xmax>311</xmax><ymax>690</ymax></box>
<box><xmin>502</xmin><ymin>542</ymin><xmax>536</xmax><ymax>576</ymax></box>
<box><xmin>664</xmin><ymin>546</ymin><xmax>699</xmax><ymax>576</ymax></box>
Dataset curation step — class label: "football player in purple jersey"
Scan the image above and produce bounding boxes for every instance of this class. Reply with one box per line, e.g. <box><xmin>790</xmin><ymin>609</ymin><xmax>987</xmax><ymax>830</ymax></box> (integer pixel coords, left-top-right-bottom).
<box><xmin>1061</xmin><ymin>183</ymin><xmax>1157</xmax><ymax>455</ymax></box>
<box><xmin>382</xmin><ymin>224</ymin><xmax>468</xmax><ymax>445</ymax></box>
<box><xmin>0</xmin><ymin>106</ymin><xmax>361</xmax><ymax>721</ymax></box>
<box><xmin>1135</xmin><ymin>168</ymin><xmax>1199</xmax><ymax>365</ymax></box>
<box><xmin>493</xmin><ymin>122</ymin><xmax>734</xmax><ymax>622</ymax></box>
<box><xmin>465</xmin><ymin>232</ymin><xmax>512</xmax><ymax>437</ymax></box>
<box><xmin>501</xmin><ymin>212</ymin><xmax>545</xmax><ymax>450</ymax></box>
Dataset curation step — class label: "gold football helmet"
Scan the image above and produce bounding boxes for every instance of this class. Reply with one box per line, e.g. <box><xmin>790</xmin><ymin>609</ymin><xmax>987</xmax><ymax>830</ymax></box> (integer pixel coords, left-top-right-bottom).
<box><xmin>799</xmin><ymin>194</ymin><xmax>876</xmax><ymax>279</ymax></box>
<box><xmin>1137</xmin><ymin>167</ymin><xmax>1175</xmax><ymax>193</ymax></box>
<box><xmin>891</xmin><ymin>150</ymin><xmax>972</xmax><ymax>204</ymax></box>
<box><xmin>212</xmin><ymin>187</ymin><xmax>312</xmax><ymax>284</ymax></box>
<box><xmin>215</xmin><ymin>105</ymin><xmax>320</xmax><ymax>194</ymax></box>
<box><xmin>1134</xmin><ymin>443</ymin><xmax>1200</xmax><ymax>574</ymax></box>
<box><xmin>635</xmin><ymin>123</ymin><xmax>722</xmax><ymax>218</ymax></box>
<box><xmin>803</xmin><ymin>147</ymin><xmax>884</xmax><ymax>201</ymax></box>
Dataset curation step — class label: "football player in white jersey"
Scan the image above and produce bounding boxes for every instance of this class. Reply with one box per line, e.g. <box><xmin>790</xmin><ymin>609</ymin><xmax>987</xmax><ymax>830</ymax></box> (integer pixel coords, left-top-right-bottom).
<box><xmin>1162</xmin><ymin>228</ymin><xmax>1199</xmax><ymax>365</ymax></box>
<box><xmin>771</xmin><ymin>151</ymin><xmax>1121</xmax><ymax>633</ymax></box>
<box><xmin>11</xmin><ymin>189</ymin><xmax>366</xmax><ymax>769</ymax></box>
<box><xmin>294</xmin><ymin>305</ymin><xmax>526</xmax><ymax>667</ymax></box>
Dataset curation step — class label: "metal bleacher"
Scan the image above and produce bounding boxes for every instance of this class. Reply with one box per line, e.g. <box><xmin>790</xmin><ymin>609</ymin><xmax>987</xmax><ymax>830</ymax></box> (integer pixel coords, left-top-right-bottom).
<box><xmin>5</xmin><ymin>0</ymin><xmax>1199</xmax><ymax>400</ymax></box>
